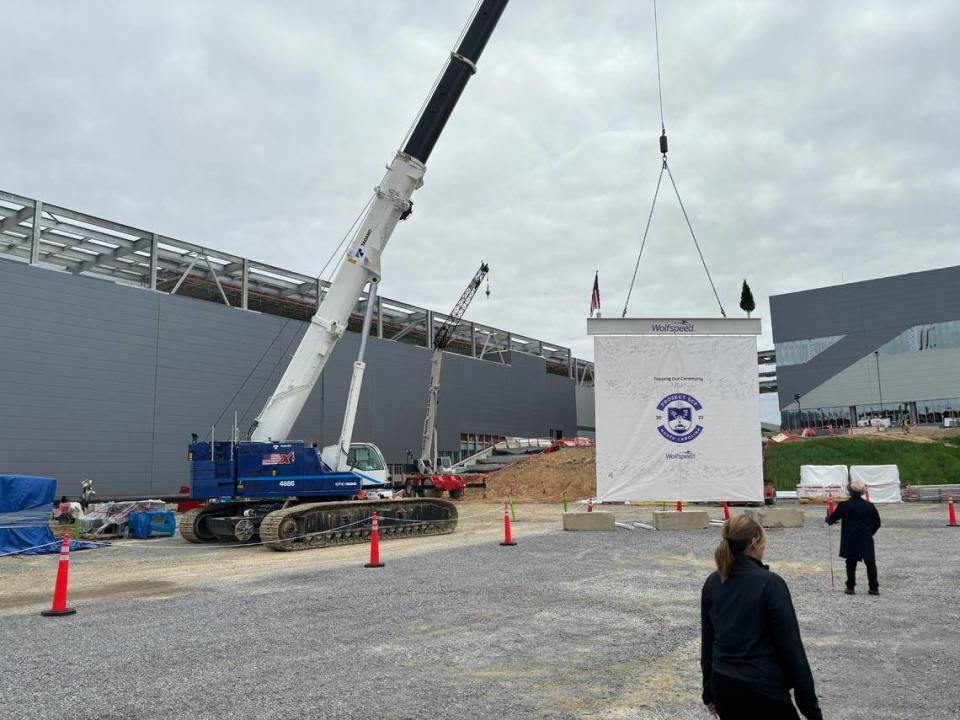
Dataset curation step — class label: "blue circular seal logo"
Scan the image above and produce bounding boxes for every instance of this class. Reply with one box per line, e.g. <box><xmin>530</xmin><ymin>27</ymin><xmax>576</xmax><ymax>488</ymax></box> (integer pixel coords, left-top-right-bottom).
<box><xmin>656</xmin><ymin>393</ymin><xmax>704</xmax><ymax>443</ymax></box>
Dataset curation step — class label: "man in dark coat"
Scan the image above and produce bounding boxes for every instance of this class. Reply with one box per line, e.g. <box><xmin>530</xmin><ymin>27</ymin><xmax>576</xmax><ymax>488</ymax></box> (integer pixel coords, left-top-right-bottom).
<box><xmin>826</xmin><ymin>478</ymin><xmax>882</xmax><ymax>595</ymax></box>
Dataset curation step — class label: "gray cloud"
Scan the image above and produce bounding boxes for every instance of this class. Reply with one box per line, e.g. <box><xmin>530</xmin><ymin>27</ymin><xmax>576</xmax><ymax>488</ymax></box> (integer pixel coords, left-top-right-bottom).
<box><xmin>3</xmin><ymin>1</ymin><xmax>959</xmax><ymax>424</ymax></box>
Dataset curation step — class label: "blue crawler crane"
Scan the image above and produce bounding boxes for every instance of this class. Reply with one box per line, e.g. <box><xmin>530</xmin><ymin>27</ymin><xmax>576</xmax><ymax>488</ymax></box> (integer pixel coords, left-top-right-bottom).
<box><xmin>178</xmin><ymin>0</ymin><xmax>509</xmax><ymax>551</ymax></box>
<box><xmin>181</xmin><ymin>440</ymin><xmax>455</xmax><ymax>550</ymax></box>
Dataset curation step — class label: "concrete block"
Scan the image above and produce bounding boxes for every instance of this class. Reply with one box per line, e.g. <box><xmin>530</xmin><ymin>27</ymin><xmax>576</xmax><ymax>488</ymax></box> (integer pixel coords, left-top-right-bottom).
<box><xmin>562</xmin><ymin>511</ymin><xmax>615</xmax><ymax>531</ymax></box>
<box><xmin>652</xmin><ymin>510</ymin><xmax>710</xmax><ymax>530</ymax></box>
<box><xmin>744</xmin><ymin>507</ymin><xmax>805</xmax><ymax>528</ymax></box>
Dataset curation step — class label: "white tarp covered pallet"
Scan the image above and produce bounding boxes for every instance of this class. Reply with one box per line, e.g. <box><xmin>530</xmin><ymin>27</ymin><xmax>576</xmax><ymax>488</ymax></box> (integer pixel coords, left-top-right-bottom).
<box><xmin>799</xmin><ymin>465</ymin><xmax>849</xmax><ymax>499</ymax></box>
<box><xmin>798</xmin><ymin>465</ymin><xmax>902</xmax><ymax>503</ymax></box>
<box><xmin>589</xmin><ymin>318</ymin><xmax>763</xmax><ymax>502</ymax></box>
<box><xmin>849</xmin><ymin>465</ymin><xmax>902</xmax><ymax>503</ymax></box>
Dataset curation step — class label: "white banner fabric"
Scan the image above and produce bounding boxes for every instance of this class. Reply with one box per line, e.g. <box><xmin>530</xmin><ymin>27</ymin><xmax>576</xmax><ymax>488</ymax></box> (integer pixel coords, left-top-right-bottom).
<box><xmin>849</xmin><ymin>465</ymin><xmax>902</xmax><ymax>503</ymax></box>
<box><xmin>594</xmin><ymin>335</ymin><xmax>763</xmax><ymax>502</ymax></box>
<box><xmin>799</xmin><ymin>465</ymin><xmax>849</xmax><ymax>494</ymax></box>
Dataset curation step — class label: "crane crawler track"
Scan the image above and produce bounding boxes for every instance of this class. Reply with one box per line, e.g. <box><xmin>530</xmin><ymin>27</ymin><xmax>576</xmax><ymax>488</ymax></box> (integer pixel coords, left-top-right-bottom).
<box><xmin>179</xmin><ymin>507</ymin><xmax>215</xmax><ymax>543</ymax></box>
<box><xmin>259</xmin><ymin>498</ymin><xmax>458</xmax><ymax>551</ymax></box>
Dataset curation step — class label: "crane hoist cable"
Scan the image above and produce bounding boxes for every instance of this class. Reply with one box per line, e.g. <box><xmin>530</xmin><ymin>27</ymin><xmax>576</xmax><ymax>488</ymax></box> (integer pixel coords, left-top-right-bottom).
<box><xmin>622</xmin><ymin>0</ymin><xmax>726</xmax><ymax>318</ymax></box>
<box><xmin>210</xmin><ymin>190</ymin><xmax>378</xmax><ymax>439</ymax></box>
<box><xmin>317</xmin><ymin>192</ymin><xmax>378</xmax><ymax>284</ymax></box>
<box><xmin>320</xmin><ymin>2</ymin><xmax>487</xmax><ymax>296</ymax></box>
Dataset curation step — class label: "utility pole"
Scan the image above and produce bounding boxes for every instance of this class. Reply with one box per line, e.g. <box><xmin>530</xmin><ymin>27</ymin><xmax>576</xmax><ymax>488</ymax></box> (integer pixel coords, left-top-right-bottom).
<box><xmin>794</xmin><ymin>392</ymin><xmax>802</xmax><ymax>431</ymax></box>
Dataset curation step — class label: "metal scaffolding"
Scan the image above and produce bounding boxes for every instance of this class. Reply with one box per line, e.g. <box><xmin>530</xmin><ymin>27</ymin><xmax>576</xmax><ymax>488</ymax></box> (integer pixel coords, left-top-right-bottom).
<box><xmin>0</xmin><ymin>189</ymin><xmax>590</xmax><ymax>382</ymax></box>
<box><xmin>0</xmin><ymin>189</ymin><xmax>780</xmax><ymax>392</ymax></box>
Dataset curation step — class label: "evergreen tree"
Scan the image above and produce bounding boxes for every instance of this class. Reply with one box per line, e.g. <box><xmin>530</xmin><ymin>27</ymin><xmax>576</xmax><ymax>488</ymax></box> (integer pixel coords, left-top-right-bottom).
<box><xmin>739</xmin><ymin>279</ymin><xmax>755</xmax><ymax>318</ymax></box>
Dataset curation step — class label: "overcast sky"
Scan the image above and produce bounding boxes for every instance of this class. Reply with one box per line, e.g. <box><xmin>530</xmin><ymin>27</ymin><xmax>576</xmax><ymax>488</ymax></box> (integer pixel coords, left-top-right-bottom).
<box><xmin>3</xmin><ymin>1</ymin><xmax>958</xmax><ymax>422</ymax></box>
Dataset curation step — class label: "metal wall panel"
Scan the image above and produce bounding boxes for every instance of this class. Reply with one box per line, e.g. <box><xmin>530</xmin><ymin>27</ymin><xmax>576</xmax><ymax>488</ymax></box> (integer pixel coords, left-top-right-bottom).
<box><xmin>575</xmin><ymin>385</ymin><xmax>596</xmax><ymax>437</ymax></box>
<box><xmin>0</xmin><ymin>260</ymin><xmax>158</xmax><ymax>496</ymax></box>
<box><xmin>770</xmin><ymin>265</ymin><xmax>960</xmax><ymax>411</ymax></box>
<box><xmin>0</xmin><ymin>259</ymin><xmax>576</xmax><ymax>496</ymax></box>
<box><xmin>797</xmin><ymin>346</ymin><xmax>960</xmax><ymax>410</ymax></box>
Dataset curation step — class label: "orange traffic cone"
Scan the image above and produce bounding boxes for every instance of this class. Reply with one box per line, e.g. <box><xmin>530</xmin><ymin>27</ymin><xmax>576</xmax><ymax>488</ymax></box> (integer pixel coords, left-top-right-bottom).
<box><xmin>947</xmin><ymin>494</ymin><xmax>958</xmax><ymax>528</ymax></box>
<box><xmin>364</xmin><ymin>512</ymin><xmax>385</xmax><ymax>568</ymax></box>
<box><xmin>587</xmin><ymin>497</ymin><xmax>593</xmax><ymax>513</ymax></box>
<box><xmin>41</xmin><ymin>535</ymin><xmax>76</xmax><ymax>617</ymax></box>
<box><xmin>864</xmin><ymin>486</ymin><xmax>872</xmax><ymax>503</ymax></box>
<box><xmin>676</xmin><ymin>500</ymin><xmax>683</xmax><ymax>512</ymax></box>
<box><xmin>500</xmin><ymin>502</ymin><xmax>517</xmax><ymax>546</ymax></box>
<box><xmin>906</xmin><ymin>485</ymin><xmax>915</xmax><ymax>501</ymax></box>
<box><xmin>827</xmin><ymin>492</ymin><xmax>835</xmax><ymax>517</ymax></box>
<box><xmin>722</xmin><ymin>501</ymin><xmax>730</xmax><ymax>520</ymax></box>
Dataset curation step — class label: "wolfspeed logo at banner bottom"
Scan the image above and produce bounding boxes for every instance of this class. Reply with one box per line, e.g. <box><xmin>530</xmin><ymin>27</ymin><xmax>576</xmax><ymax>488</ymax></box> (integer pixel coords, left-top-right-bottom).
<box><xmin>656</xmin><ymin>393</ymin><xmax>704</xmax><ymax>443</ymax></box>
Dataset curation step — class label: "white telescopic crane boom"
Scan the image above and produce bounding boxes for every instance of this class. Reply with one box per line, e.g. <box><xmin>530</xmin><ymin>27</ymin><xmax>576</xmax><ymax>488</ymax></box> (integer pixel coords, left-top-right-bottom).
<box><xmin>250</xmin><ymin>156</ymin><xmax>423</xmax><ymax>442</ymax></box>
<box><xmin>249</xmin><ymin>0</ymin><xmax>509</xmax><ymax>443</ymax></box>
<box><xmin>320</xmin><ymin>280</ymin><xmax>379</xmax><ymax>474</ymax></box>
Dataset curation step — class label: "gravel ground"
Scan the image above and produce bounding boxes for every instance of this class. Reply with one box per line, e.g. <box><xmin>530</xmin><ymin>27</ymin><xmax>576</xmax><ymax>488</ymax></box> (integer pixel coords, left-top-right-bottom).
<box><xmin>0</xmin><ymin>502</ymin><xmax>957</xmax><ymax>719</ymax></box>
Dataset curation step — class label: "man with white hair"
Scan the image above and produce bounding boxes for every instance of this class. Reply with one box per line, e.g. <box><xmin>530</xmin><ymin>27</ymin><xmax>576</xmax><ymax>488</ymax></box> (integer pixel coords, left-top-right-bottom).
<box><xmin>826</xmin><ymin>479</ymin><xmax>882</xmax><ymax>595</ymax></box>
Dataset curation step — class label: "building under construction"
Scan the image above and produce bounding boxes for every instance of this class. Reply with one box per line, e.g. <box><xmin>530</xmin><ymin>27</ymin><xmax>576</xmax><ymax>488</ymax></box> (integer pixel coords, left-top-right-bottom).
<box><xmin>0</xmin><ymin>190</ymin><xmax>595</xmax><ymax>497</ymax></box>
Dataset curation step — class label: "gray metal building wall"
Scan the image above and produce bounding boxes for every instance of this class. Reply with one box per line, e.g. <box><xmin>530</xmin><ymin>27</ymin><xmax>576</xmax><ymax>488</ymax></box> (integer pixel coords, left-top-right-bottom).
<box><xmin>0</xmin><ymin>259</ymin><xmax>576</xmax><ymax>496</ymax></box>
<box><xmin>770</xmin><ymin>265</ymin><xmax>960</xmax><ymax>417</ymax></box>
<box><xmin>575</xmin><ymin>385</ymin><xmax>595</xmax><ymax>438</ymax></box>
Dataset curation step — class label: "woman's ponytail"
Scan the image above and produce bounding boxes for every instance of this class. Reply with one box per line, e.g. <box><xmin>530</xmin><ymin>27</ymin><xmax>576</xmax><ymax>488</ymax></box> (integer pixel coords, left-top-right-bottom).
<box><xmin>715</xmin><ymin>535</ymin><xmax>736</xmax><ymax>582</ymax></box>
<box><xmin>714</xmin><ymin>515</ymin><xmax>766</xmax><ymax>582</ymax></box>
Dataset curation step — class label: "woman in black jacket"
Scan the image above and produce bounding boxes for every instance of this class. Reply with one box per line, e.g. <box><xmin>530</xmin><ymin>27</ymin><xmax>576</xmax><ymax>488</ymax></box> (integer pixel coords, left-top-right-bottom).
<box><xmin>826</xmin><ymin>478</ymin><xmax>882</xmax><ymax>594</ymax></box>
<box><xmin>701</xmin><ymin>515</ymin><xmax>823</xmax><ymax>720</ymax></box>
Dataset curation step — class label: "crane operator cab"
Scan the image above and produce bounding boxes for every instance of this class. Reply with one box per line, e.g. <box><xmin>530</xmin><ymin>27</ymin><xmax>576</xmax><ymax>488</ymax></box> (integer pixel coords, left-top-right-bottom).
<box><xmin>345</xmin><ymin>443</ymin><xmax>395</xmax><ymax>499</ymax></box>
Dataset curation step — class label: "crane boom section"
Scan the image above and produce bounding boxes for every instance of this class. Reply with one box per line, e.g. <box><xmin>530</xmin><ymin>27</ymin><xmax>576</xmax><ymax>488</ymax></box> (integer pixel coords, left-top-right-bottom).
<box><xmin>418</xmin><ymin>261</ymin><xmax>490</xmax><ymax>471</ymax></box>
<box><xmin>433</xmin><ymin>262</ymin><xmax>489</xmax><ymax>350</ymax></box>
<box><xmin>250</xmin><ymin>0</ymin><xmax>508</xmax><ymax>443</ymax></box>
<box><xmin>404</xmin><ymin>0</ymin><xmax>509</xmax><ymax>164</ymax></box>
<box><xmin>250</xmin><ymin>155</ymin><xmax>424</xmax><ymax>442</ymax></box>
<box><xmin>417</xmin><ymin>348</ymin><xmax>445</xmax><ymax>474</ymax></box>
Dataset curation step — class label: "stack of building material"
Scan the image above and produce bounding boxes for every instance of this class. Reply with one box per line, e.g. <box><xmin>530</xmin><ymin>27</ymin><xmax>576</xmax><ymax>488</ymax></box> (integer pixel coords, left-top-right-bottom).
<box><xmin>0</xmin><ymin>476</ymin><xmax>105</xmax><ymax>555</ymax></box>
<box><xmin>904</xmin><ymin>484</ymin><xmax>960</xmax><ymax>502</ymax></box>
<box><xmin>0</xmin><ymin>475</ymin><xmax>60</xmax><ymax>556</ymax></box>
<box><xmin>797</xmin><ymin>465</ymin><xmax>849</xmax><ymax>502</ymax></box>
<box><xmin>80</xmin><ymin>500</ymin><xmax>166</xmax><ymax>537</ymax></box>
<box><xmin>849</xmin><ymin>465</ymin><xmax>902</xmax><ymax>503</ymax></box>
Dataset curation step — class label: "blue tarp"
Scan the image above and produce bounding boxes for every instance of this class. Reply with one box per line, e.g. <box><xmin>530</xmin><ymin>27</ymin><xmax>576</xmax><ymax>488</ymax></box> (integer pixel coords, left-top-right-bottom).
<box><xmin>128</xmin><ymin>510</ymin><xmax>176</xmax><ymax>539</ymax></box>
<box><xmin>0</xmin><ymin>475</ymin><xmax>105</xmax><ymax>556</ymax></box>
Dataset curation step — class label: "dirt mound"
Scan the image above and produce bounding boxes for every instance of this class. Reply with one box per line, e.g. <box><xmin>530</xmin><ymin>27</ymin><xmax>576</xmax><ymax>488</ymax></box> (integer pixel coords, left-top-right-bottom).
<box><xmin>478</xmin><ymin>446</ymin><xmax>596</xmax><ymax>502</ymax></box>
<box><xmin>870</xmin><ymin>427</ymin><xmax>960</xmax><ymax>444</ymax></box>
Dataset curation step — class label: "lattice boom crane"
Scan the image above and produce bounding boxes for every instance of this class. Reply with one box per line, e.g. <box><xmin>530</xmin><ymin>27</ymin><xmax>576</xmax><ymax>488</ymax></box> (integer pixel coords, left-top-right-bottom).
<box><xmin>418</xmin><ymin>262</ymin><xmax>490</xmax><ymax>475</ymax></box>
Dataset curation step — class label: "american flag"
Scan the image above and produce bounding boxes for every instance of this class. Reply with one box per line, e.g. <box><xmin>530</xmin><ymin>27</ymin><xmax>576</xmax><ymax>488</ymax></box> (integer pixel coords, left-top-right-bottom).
<box><xmin>262</xmin><ymin>452</ymin><xmax>295</xmax><ymax>466</ymax></box>
<box><xmin>589</xmin><ymin>272</ymin><xmax>601</xmax><ymax>318</ymax></box>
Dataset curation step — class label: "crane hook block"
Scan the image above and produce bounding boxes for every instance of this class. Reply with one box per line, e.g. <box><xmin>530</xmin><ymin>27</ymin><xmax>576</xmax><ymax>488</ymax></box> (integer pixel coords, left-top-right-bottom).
<box><xmin>659</xmin><ymin>131</ymin><xmax>668</xmax><ymax>155</ymax></box>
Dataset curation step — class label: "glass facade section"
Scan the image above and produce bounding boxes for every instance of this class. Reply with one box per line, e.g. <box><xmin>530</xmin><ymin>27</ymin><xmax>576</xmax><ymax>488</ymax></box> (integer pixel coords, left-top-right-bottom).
<box><xmin>780</xmin><ymin>397</ymin><xmax>960</xmax><ymax>431</ymax></box>
<box><xmin>878</xmin><ymin>320</ymin><xmax>960</xmax><ymax>355</ymax></box>
<box><xmin>775</xmin><ymin>335</ymin><xmax>845</xmax><ymax>367</ymax></box>
<box><xmin>916</xmin><ymin>398</ymin><xmax>960</xmax><ymax>424</ymax></box>
<box><xmin>780</xmin><ymin>405</ymin><xmax>852</xmax><ymax>432</ymax></box>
